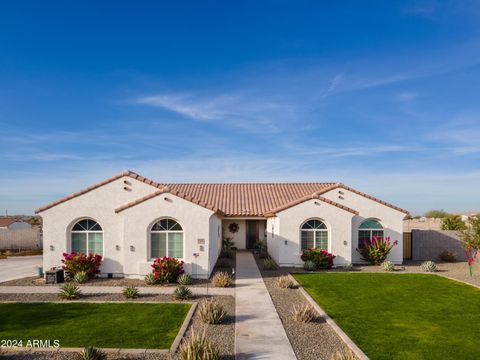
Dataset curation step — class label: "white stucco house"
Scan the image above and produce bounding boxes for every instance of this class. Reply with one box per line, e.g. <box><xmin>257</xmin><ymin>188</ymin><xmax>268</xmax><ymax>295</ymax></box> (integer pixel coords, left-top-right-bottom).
<box><xmin>36</xmin><ymin>171</ymin><xmax>408</xmax><ymax>278</ymax></box>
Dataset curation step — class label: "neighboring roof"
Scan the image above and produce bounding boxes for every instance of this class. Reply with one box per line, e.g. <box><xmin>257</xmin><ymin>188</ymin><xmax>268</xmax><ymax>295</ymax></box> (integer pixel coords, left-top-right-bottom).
<box><xmin>35</xmin><ymin>171</ymin><xmax>165</xmax><ymax>214</ymax></box>
<box><xmin>0</xmin><ymin>217</ymin><xmax>23</xmax><ymax>227</ymax></box>
<box><xmin>36</xmin><ymin>170</ymin><xmax>409</xmax><ymax>216</ymax></box>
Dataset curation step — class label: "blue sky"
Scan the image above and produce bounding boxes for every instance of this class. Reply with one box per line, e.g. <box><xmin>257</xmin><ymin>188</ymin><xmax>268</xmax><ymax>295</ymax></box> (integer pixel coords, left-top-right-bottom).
<box><xmin>1</xmin><ymin>1</ymin><xmax>480</xmax><ymax>215</ymax></box>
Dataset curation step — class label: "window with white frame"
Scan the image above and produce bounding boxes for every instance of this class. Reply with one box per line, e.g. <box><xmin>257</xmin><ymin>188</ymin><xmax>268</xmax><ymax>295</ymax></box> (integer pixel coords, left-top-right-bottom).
<box><xmin>358</xmin><ymin>219</ymin><xmax>384</xmax><ymax>248</ymax></box>
<box><xmin>301</xmin><ymin>219</ymin><xmax>328</xmax><ymax>251</ymax></box>
<box><xmin>71</xmin><ymin>219</ymin><xmax>103</xmax><ymax>255</ymax></box>
<box><xmin>150</xmin><ymin>218</ymin><xmax>183</xmax><ymax>259</ymax></box>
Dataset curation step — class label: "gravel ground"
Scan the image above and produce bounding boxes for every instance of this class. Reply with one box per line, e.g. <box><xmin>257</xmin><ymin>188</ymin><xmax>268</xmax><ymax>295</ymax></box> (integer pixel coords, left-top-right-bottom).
<box><xmin>255</xmin><ymin>256</ymin><xmax>349</xmax><ymax>360</ymax></box>
<box><xmin>0</xmin><ymin>295</ymin><xmax>234</xmax><ymax>360</ymax></box>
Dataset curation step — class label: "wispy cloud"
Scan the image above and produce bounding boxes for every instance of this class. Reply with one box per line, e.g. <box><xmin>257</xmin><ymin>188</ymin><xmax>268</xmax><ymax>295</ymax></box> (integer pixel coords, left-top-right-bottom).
<box><xmin>395</xmin><ymin>91</ymin><xmax>419</xmax><ymax>102</ymax></box>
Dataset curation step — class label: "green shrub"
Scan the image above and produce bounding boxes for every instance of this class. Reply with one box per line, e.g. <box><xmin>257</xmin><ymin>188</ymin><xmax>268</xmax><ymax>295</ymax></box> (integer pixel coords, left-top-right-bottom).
<box><xmin>356</xmin><ymin>236</ymin><xmax>397</xmax><ymax>265</ymax></box>
<box><xmin>62</xmin><ymin>252</ymin><xmax>102</xmax><ymax>280</ymax></box>
<box><xmin>439</xmin><ymin>250</ymin><xmax>457</xmax><ymax>262</ymax></box>
<box><xmin>382</xmin><ymin>261</ymin><xmax>395</xmax><ymax>272</ymax></box>
<box><xmin>178</xmin><ymin>273</ymin><xmax>192</xmax><ymax>285</ymax></box>
<box><xmin>441</xmin><ymin>215</ymin><xmax>466</xmax><ymax>230</ymax></box>
<box><xmin>301</xmin><ymin>248</ymin><xmax>335</xmax><ymax>269</ymax></box>
<box><xmin>58</xmin><ymin>282</ymin><xmax>82</xmax><ymax>300</ymax></box>
<box><xmin>219</xmin><ymin>248</ymin><xmax>233</xmax><ymax>259</ymax></box>
<box><xmin>303</xmin><ymin>260</ymin><xmax>316</xmax><ymax>271</ymax></box>
<box><xmin>275</xmin><ymin>275</ymin><xmax>295</xmax><ymax>289</ymax></box>
<box><xmin>173</xmin><ymin>285</ymin><xmax>192</xmax><ymax>300</ymax></box>
<box><xmin>122</xmin><ymin>285</ymin><xmax>139</xmax><ymax>299</ymax></box>
<box><xmin>179</xmin><ymin>330</ymin><xmax>220</xmax><ymax>360</ymax></box>
<box><xmin>422</xmin><ymin>260</ymin><xmax>437</xmax><ymax>272</ymax></box>
<box><xmin>211</xmin><ymin>272</ymin><xmax>233</xmax><ymax>287</ymax></box>
<box><xmin>73</xmin><ymin>271</ymin><xmax>89</xmax><ymax>284</ymax></box>
<box><xmin>76</xmin><ymin>346</ymin><xmax>107</xmax><ymax>360</ymax></box>
<box><xmin>151</xmin><ymin>256</ymin><xmax>184</xmax><ymax>283</ymax></box>
<box><xmin>198</xmin><ymin>299</ymin><xmax>227</xmax><ymax>324</ymax></box>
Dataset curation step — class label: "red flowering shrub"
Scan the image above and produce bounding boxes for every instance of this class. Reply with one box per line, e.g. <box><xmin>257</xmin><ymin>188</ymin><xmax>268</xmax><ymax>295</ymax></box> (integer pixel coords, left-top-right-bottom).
<box><xmin>62</xmin><ymin>252</ymin><xmax>102</xmax><ymax>280</ymax></box>
<box><xmin>356</xmin><ymin>236</ymin><xmax>398</xmax><ymax>265</ymax></box>
<box><xmin>151</xmin><ymin>256</ymin><xmax>184</xmax><ymax>283</ymax></box>
<box><xmin>301</xmin><ymin>249</ymin><xmax>336</xmax><ymax>269</ymax></box>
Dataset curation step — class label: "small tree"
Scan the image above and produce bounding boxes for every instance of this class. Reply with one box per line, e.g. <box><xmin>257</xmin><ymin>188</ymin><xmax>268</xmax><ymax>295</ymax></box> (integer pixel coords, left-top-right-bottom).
<box><xmin>441</xmin><ymin>215</ymin><xmax>466</xmax><ymax>230</ymax></box>
<box><xmin>424</xmin><ymin>209</ymin><xmax>449</xmax><ymax>218</ymax></box>
<box><xmin>459</xmin><ymin>217</ymin><xmax>480</xmax><ymax>250</ymax></box>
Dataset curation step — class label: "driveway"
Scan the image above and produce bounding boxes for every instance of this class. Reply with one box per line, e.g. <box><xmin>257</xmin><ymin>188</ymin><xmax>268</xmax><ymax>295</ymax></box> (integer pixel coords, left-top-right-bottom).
<box><xmin>0</xmin><ymin>255</ymin><xmax>42</xmax><ymax>282</ymax></box>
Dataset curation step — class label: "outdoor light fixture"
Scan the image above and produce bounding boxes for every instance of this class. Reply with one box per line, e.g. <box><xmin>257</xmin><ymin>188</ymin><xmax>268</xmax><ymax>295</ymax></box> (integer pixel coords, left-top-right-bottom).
<box><xmin>284</xmin><ymin>240</ymin><xmax>288</xmax><ymax>245</ymax></box>
<box><xmin>130</xmin><ymin>245</ymin><xmax>135</xmax><ymax>252</ymax></box>
<box><xmin>49</xmin><ymin>245</ymin><xmax>54</xmax><ymax>251</ymax></box>
<box><xmin>115</xmin><ymin>245</ymin><xmax>120</xmax><ymax>251</ymax></box>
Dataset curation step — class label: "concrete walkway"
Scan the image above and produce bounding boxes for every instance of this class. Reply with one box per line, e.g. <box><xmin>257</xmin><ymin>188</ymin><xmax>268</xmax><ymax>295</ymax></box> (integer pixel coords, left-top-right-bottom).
<box><xmin>235</xmin><ymin>252</ymin><xmax>297</xmax><ymax>360</ymax></box>
<box><xmin>0</xmin><ymin>255</ymin><xmax>42</xmax><ymax>282</ymax></box>
<box><xmin>0</xmin><ymin>285</ymin><xmax>233</xmax><ymax>296</ymax></box>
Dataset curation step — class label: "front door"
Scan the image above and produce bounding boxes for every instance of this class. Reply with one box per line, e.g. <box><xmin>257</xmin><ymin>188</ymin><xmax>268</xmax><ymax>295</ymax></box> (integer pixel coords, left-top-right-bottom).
<box><xmin>246</xmin><ymin>220</ymin><xmax>258</xmax><ymax>249</ymax></box>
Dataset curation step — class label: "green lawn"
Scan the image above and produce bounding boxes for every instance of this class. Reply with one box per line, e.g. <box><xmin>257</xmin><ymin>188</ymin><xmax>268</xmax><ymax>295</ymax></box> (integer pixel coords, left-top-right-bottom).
<box><xmin>293</xmin><ymin>273</ymin><xmax>480</xmax><ymax>360</ymax></box>
<box><xmin>0</xmin><ymin>302</ymin><xmax>191</xmax><ymax>349</ymax></box>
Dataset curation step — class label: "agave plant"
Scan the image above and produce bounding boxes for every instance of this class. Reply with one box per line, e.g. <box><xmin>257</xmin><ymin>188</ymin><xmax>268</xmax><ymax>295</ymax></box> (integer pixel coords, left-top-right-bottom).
<box><xmin>122</xmin><ymin>285</ymin><xmax>139</xmax><ymax>299</ymax></box>
<box><xmin>381</xmin><ymin>261</ymin><xmax>395</xmax><ymax>272</ymax></box>
<box><xmin>76</xmin><ymin>346</ymin><xmax>106</xmax><ymax>360</ymax></box>
<box><xmin>73</xmin><ymin>271</ymin><xmax>89</xmax><ymax>284</ymax></box>
<box><xmin>422</xmin><ymin>260</ymin><xmax>437</xmax><ymax>272</ymax></box>
<box><xmin>173</xmin><ymin>285</ymin><xmax>192</xmax><ymax>300</ymax></box>
<box><xmin>58</xmin><ymin>282</ymin><xmax>82</xmax><ymax>300</ymax></box>
<box><xmin>178</xmin><ymin>273</ymin><xmax>192</xmax><ymax>285</ymax></box>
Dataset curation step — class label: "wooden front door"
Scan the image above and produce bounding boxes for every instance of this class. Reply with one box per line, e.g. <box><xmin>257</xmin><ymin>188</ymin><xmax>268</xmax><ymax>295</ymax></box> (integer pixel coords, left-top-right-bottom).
<box><xmin>246</xmin><ymin>220</ymin><xmax>258</xmax><ymax>249</ymax></box>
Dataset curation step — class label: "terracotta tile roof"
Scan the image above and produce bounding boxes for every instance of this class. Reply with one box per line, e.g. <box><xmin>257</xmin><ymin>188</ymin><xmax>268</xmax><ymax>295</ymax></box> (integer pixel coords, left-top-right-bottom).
<box><xmin>36</xmin><ymin>170</ymin><xmax>408</xmax><ymax>216</ymax></box>
<box><xmin>0</xmin><ymin>217</ymin><xmax>22</xmax><ymax>227</ymax></box>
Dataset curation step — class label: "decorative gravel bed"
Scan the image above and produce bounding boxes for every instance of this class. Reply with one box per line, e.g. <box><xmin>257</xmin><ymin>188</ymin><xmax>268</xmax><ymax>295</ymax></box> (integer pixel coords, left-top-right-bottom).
<box><xmin>255</xmin><ymin>255</ymin><xmax>348</xmax><ymax>360</ymax></box>
<box><xmin>0</xmin><ymin>294</ymin><xmax>235</xmax><ymax>360</ymax></box>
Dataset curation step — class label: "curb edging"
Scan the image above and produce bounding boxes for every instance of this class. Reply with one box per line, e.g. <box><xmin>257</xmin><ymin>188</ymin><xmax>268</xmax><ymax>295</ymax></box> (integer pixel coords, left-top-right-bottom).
<box><xmin>170</xmin><ymin>301</ymin><xmax>197</xmax><ymax>353</ymax></box>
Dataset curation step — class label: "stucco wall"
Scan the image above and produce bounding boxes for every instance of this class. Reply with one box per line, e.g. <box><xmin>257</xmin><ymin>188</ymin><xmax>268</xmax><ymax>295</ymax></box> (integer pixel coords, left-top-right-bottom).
<box><xmin>266</xmin><ymin>216</ymin><xmax>280</xmax><ymax>264</ymax></box>
<box><xmin>273</xmin><ymin>199</ymin><xmax>354</xmax><ymax>266</ymax></box>
<box><xmin>208</xmin><ymin>215</ymin><xmax>222</xmax><ymax>274</ymax></box>
<box><xmin>121</xmin><ymin>192</ymin><xmax>215</xmax><ymax>279</ymax></box>
<box><xmin>322</xmin><ymin>188</ymin><xmax>406</xmax><ymax>264</ymax></box>
<box><xmin>412</xmin><ymin>230</ymin><xmax>467</xmax><ymax>261</ymax></box>
<box><xmin>40</xmin><ymin>176</ymin><xmax>157</xmax><ymax>274</ymax></box>
<box><xmin>222</xmin><ymin>219</ymin><xmax>246</xmax><ymax>249</ymax></box>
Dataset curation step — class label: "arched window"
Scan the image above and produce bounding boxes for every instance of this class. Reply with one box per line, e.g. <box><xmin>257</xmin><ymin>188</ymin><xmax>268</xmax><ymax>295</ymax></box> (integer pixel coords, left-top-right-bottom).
<box><xmin>150</xmin><ymin>218</ymin><xmax>183</xmax><ymax>259</ymax></box>
<box><xmin>71</xmin><ymin>219</ymin><xmax>103</xmax><ymax>255</ymax></box>
<box><xmin>301</xmin><ymin>219</ymin><xmax>328</xmax><ymax>251</ymax></box>
<box><xmin>358</xmin><ymin>219</ymin><xmax>384</xmax><ymax>248</ymax></box>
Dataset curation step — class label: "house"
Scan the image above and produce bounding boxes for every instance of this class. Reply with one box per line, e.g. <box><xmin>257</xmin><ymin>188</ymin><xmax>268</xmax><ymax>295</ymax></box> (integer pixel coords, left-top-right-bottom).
<box><xmin>0</xmin><ymin>217</ymin><xmax>31</xmax><ymax>230</ymax></box>
<box><xmin>36</xmin><ymin>171</ymin><xmax>408</xmax><ymax>278</ymax></box>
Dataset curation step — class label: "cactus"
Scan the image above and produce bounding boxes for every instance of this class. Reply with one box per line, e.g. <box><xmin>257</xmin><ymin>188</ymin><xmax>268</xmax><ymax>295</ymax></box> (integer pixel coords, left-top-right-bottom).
<box><xmin>422</xmin><ymin>260</ymin><xmax>437</xmax><ymax>272</ymax></box>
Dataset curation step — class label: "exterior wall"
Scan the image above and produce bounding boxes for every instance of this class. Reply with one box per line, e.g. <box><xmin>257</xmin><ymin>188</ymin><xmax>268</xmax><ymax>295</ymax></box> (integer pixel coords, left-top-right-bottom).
<box><xmin>121</xmin><ymin>193</ymin><xmax>215</xmax><ymax>279</ymax></box>
<box><xmin>272</xmin><ymin>199</ymin><xmax>354</xmax><ymax>266</ymax></box>
<box><xmin>322</xmin><ymin>188</ymin><xmax>406</xmax><ymax>264</ymax></box>
<box><xmin>222</xmin><ymin>219</ymin><xmax>246</xmax><ymax>249</ymax></box>
<box><xmin>266</xmin><ymin>216</ymin><xmax>280</xmax><ymax>264</ymax></box>
<box><xmin>39</xmin><ymin>176</ymin><xmax>157</xmax><ymax>274</ymax></box>
<box><xmin>208</xmin><ymin>215</ymin><xmax>222</xmax><ymax>274</ymax></box>
<box><xmin>412</xmin><ymin>230</ymin><xmax>467</xmax><ymax>261</ymax></box>
<box><xmin>404</xmin><ymin>218</ymin><xmax>442</xmax><ymax>231</ymax></box>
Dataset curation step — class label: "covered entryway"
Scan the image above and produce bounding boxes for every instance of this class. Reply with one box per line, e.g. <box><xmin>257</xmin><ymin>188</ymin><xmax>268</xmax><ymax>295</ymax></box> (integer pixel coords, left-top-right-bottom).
<box><xmin>222</xmin><ymin>219</ymin><xmax>267</xmax><ymax>250</ymax></box>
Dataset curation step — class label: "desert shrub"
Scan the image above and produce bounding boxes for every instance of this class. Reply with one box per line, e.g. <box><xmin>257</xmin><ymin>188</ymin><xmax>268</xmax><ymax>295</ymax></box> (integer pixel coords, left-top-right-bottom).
<box><xmin>76</xmin><ymin>346</ymin><xmax>106</xmax><ymax>360</ymax></box>
<box><xmin>356</xmin><ymin>236</ymin><xmax>397</xmax><ymax>265</ymax></box>
<box><xmin>222</xmin><ymin>236</ymin><xmax>234</xmax><ymax>250</ymax></box>
<box><xmin>211</xmin><ymin>271</ymin><xmax>233</xmax><ymax>287</ymax></box>
<box><xmin>263</xmin><ymin>258</ymin><xmax>278</xmax><ymax>270</ymax></box>
<box><xmin>151</xmin><ymin>256</ymin><xmax>184</xmax><ymax>283</ymax></box>
<box><xmin>439</xmin><ymin>250</ymin><xmax>457</xmax><ymax>263</ymax></box>
<box><xmin>459</xmin><ymin>216</ymin><xmax>480</xmax><ymax>250</ymax></box>
<box><xmin>424</xmin><ymin>209</ymin><xmax>449</xmax><ymax>218</ymax></box>
<box><xmin>122</xmin><ymin>285</ymin><xmax>139</xmax><ymax>299</ymax></box>
<box><xmin>301</xmin><ymin>248</ymin><xmax>336</xmax><ymax>269</ymax></box>
<box><xmin>178</xmin><ymin>273</ymin><xmax>192</xmax><ymax>285</ymax></box>
<box><xmin>198</xmin><ymin>299</ymin><xmax>227</xmax><ymax>324</ymax></box>
<box><xmin>275</xmin><ymin>275</ymin><xmax>295</xmax><ymax>289</ymax></box>
<box><xmin>219</xmin><ymin>248</ymin><xmax>233</xmax><ymax>259</ymax></box>
<box><xmin>422</xmin><ymin>260</ymin><xmax>437</xmax><ymax>272</ymax></box>
<box><xmin>441</xmin><ymin>215</ymin><xmax>466</xmax><ymax>230</ymax></box>
<box><xmin>303</xmin><ymin>260</ymin><xmax>316</xmax><ymax>271</ymax></box>
<box><xmin>62</xmin><ymin>252</ymin><xmax>102</xmax><ymax>280</ymax></box>
<box><xmin>144</xmin><ymin>273</ymin><xmax>158</xmax><ymax>285</ymax></box>
<box><xmin>179</xmin><ymin>330</ymin><xmax>220</xmax><ymax>360</ymax></box>
<box><xmin>73</xmin><ymin>271</ymin><xmax>89</xmax><ymax>284</ymax></box>
<box><xmin>215</xmin><ymin>258</ymin><xmax>232</xmax><ymax>269</ymax></box>
<box><xmin>382</xmin><ymin>261</ymin><xmax>395</xmax><ymax>272</ymax></box>
<box><xmin>291</xmin><ymin>303</ymin><xmax>316</xmax><ymax>323</ymax></box>
<box><xmin>173</xmin><ymin>285</ymin><xmax>192</xmax><ymax>300</ymax></box>
<box><xmin>329</xmin><ymin>349</ymin><xmax>358</xmax><ymax>360</ymax></box>
<box><xmin>58</xmin><ymin>282</ymin><xmax>82</xmax><ymax>300</ymax></box>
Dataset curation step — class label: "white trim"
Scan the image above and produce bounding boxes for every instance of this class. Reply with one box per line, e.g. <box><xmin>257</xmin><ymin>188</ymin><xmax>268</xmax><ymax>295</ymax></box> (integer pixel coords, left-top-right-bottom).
<box><xmin>69</xmin><ymin>218</ymin><xmax>104</xmax><ymax>256</ymax></box>
<box><xmin>148</xmin><ymin>218</ymin><xmax>185</xmax><ymax>260</ymax></box>
<box><xmin>299</xmin><ymin>218</ymin><xmax>330</xmax><ymax>252</ymax></box>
